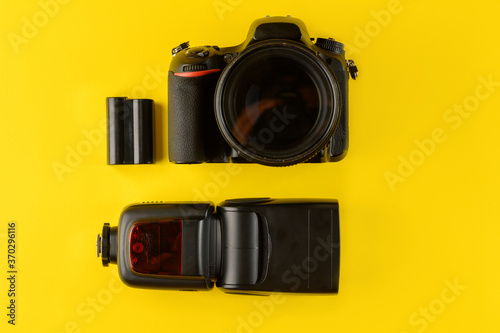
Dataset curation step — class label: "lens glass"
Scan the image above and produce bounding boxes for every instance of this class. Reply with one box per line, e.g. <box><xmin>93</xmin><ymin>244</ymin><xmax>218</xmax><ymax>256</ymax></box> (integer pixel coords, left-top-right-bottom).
<box><xmin>218</xmin><ymin>46</ymin><xmax>337</xmax><ymax>163</ymax></box>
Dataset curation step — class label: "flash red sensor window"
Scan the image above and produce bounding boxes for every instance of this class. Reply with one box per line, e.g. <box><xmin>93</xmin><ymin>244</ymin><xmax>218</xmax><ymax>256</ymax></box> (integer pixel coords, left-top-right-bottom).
<box><xmin>129</xmin><ymin>220</ymin><xmax>182</xmax><ymax>275</ymax></box>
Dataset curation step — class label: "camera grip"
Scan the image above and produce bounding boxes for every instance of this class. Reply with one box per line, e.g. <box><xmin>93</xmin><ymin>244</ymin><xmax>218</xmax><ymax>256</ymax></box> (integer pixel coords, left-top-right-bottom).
<box><xmin>329</xmin><ymin>61</ymin><xmax>349</xmax><ymax>160</ymax></box>
<box><xmin>168</xmin><ymin>71</ymin><xmax>219</xmax><ymax>163</ymax></box>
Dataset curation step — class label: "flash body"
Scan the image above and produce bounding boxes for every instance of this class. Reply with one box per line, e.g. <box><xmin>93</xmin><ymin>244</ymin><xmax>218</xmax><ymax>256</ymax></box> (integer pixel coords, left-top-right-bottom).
<box><xmin>97</xmin><ymin>198</ymin><xmax>340</xmax><ymax>295</ymax></box>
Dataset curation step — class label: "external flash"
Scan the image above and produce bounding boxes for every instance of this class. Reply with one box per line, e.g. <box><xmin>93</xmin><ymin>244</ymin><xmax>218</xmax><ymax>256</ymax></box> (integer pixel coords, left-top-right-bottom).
<box><xmin>97</xmin><ymin>198</ymin><xmax>340</xmax><ymax>295</ymax></box>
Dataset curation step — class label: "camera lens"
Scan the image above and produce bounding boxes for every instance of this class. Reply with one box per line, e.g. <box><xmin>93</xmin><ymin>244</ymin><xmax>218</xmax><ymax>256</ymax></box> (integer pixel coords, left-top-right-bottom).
<box><xmin>215</xmin><ymin>41</ymin><xmax>341</xmax><ymax>166</ymax></box>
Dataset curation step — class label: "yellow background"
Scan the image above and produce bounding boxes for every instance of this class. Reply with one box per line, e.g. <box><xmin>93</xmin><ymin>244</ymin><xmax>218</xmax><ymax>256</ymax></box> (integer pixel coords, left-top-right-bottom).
<box><xmin>1</xmin><ymin>0</ymin><xmax>499</xmax><ymax>331</ymax></box>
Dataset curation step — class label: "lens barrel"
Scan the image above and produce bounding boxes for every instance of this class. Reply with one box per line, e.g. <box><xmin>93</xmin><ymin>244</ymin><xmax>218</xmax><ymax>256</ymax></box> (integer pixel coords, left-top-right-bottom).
<box><xmin>215</xmin><ymin>40</ymin><xmax>341</xmax><ymax>166</ymax></box>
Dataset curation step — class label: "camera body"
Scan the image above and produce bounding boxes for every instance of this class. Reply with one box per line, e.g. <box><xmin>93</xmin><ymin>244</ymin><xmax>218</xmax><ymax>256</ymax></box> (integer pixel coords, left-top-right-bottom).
<box><xmin>168</xmin><ymin>16</ymin><xmax>357</xmax><ymax>166</ymax></box>
<box><xmin>98</xmin><ymin>198</ymin><xmax>340</xmax><ymax>294</ymax></box>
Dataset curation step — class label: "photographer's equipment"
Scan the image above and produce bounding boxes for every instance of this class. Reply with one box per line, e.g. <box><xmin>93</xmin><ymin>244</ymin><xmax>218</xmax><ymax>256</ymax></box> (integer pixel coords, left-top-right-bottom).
<box><xmin>168</xmin><ymin>16</ymin><xmax>358</xmax><ymax>166</ymax></box>
<box><xmin>97</xmin><ymin>198</ymin><xmax>340</xmax><ymax>294</ymax></box>
<box><xmin>107</xmin><ymin>97</ymin><xmax>154</xmax><ymax>165</ymax></box>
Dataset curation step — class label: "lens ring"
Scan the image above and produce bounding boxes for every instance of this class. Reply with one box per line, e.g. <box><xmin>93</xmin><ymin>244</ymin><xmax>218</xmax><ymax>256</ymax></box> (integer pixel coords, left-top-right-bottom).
<box><xmin>215</xmin><ymin>40</ymin><xmax>341</xmax><ymax>166</ymax></box>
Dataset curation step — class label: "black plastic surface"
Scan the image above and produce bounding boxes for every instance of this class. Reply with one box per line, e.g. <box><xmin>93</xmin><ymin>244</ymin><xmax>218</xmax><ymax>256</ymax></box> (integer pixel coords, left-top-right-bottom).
<box><xmin>253</xmin><ymin>22</ymin><xmax>302</xmax><ymax>42</ymax></box>
<box><xmin>107</xmin><ymin>97</ymin><xmax>154</xmax><ymax>165</ymax></box>
<box><xmin>219</xmin><ymin>211</ymin><xmax>261</xmax><ymax>285</ymax></box>
<box><xmin>109</xmin><ymin>226</ymin><xmax>118</xmax><ymax>265</ymax></box>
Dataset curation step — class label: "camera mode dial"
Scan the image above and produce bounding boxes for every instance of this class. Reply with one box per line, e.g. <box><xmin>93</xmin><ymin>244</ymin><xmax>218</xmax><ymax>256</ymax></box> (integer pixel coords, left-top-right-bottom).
<box><xmin>315</xmin><ymin>38</ymin><xmax>344</xmax><ymax>55</ymax></box>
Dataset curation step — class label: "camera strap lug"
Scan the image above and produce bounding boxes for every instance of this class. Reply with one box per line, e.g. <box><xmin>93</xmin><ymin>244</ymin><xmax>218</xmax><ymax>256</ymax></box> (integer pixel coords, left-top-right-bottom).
<box><xmin>347</xmin><ymin>59</ymin><xmax>358</xmax><ymax>80</ymax></box>
<box><xmin>172</xmin><ymin>41</ymin><xmax>190</xmax><ymax>56</ymax></box>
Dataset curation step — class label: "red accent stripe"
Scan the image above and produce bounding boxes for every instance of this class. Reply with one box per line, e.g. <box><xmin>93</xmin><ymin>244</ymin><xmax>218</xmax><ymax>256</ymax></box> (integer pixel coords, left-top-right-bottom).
<box><xmin>174</xmin><ymin>68</ymin><xmax>221</xmax><ymax>77</ymax></box>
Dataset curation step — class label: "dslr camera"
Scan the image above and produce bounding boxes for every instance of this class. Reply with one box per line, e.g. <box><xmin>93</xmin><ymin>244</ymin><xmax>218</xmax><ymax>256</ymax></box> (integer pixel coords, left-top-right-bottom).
<box><xmin>97</xmin><ymin>198</ymin><xmax>340</xmax><ymax>294</ymax></box>
<box><xmin>168</xmin><ymin>16</ymin><xmax>357</xmax><ymax>166</ymax></box>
